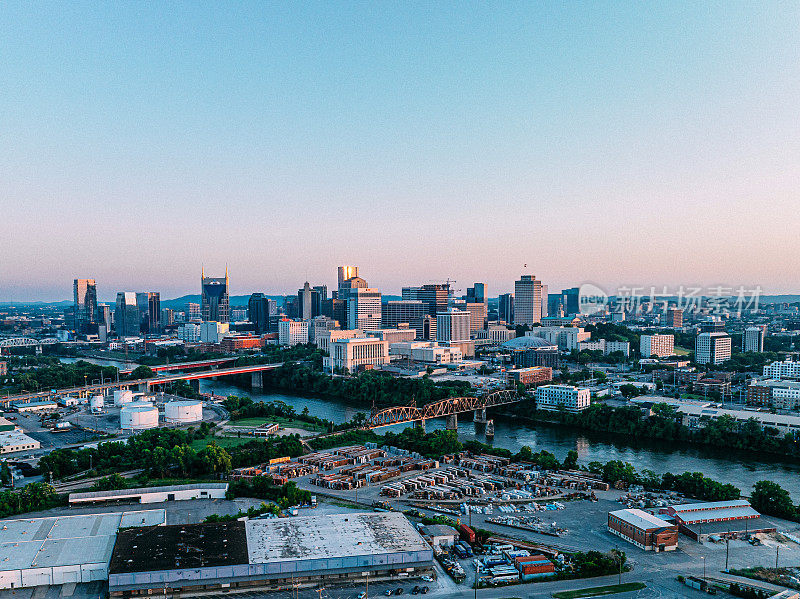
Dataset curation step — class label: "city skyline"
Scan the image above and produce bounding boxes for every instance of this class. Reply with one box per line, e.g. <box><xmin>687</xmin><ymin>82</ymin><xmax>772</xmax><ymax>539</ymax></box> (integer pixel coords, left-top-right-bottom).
<box><xmin>4</xmin><ymin>3</ymin><xmax>800</xmax><ymax>299</ymax></box>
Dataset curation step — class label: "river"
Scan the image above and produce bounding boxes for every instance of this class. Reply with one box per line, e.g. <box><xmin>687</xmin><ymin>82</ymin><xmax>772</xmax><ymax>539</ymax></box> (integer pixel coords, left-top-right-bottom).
<box><xmin>54</xmin><ymin>357</ymin><xmax>800</xmax><ymax>496</ymax></box>
<box><xmin>199</xmin><ymin>379</ymin><xmax>800</xmax><ymax>498</ymax></box>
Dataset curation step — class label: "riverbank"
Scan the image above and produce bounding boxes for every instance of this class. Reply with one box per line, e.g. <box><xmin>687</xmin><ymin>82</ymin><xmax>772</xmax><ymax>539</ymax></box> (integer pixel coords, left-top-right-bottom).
<box><xmin>198</xmin><ymin>379</ymin><xmax>800</xmax><ymax>498</ymax></box>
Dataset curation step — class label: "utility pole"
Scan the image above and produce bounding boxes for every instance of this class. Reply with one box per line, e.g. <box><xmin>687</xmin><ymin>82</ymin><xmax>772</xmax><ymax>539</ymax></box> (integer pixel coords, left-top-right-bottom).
<box><xmin>725</xmin><ymin>536</ymin><xmax>729</xmax><ymax>570</ymax></box>
<box><xmin>776</xmin><ymin>545</ymin><xmax>779</xmax><ymax>569</ymax></box>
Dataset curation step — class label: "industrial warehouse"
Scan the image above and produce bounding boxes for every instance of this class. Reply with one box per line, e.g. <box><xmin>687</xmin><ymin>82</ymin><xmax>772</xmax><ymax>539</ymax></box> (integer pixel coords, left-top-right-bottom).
<box><xmin>661</xmin><ymin>500</ymin><xmax>776</xmax><ymax>541</ymax></box>
<box><xmin>0</xmin><ymin>510</ymin><xmax>166</xmax><ymax>590</ymax></box>
<box><xmin>607</xmin><ymin>509</ymin><xmax>678</xmax><ymax>552</ymax></box>
<box><xmin>107</xmin><ymin>512</ymin><xmax>434</xmax><ymax>597</ymax></box>
<box><xmin>69</xmin><ymin>483</ymin><xmax>229</xmax><ymax>505</ymax></box>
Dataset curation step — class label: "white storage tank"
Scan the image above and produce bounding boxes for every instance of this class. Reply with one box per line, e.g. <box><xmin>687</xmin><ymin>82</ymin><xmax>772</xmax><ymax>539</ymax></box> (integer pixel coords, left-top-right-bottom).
<box><xmin>89</xmin><ymin>395</ymin><xmax>104</xmax><ymax>412</ymax></box>
<box><xmin>114</xmin><ymin>389</ymin><xmax>134</xmax><ymax>406</ymax></box>
<box><xmin>120</xmin><ymin>402</ymin><xmax>159</xmax><ymax>430</ymax></box>
<box><xmin>165</xmin><ymin>400</ymin><xmax>203</xmax><ymax>423</ymax></box>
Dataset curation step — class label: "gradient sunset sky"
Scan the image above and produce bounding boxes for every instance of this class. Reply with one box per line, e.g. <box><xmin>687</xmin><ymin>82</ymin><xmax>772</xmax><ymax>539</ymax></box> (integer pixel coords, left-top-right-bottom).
<box><xmin>3</xmin><ymin>2</ymin><xmax>800</xmax><ymax>301</ymax></box>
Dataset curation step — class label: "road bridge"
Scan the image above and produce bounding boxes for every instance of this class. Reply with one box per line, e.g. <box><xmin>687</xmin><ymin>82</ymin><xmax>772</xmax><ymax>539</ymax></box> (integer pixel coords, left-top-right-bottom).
<box><xmin>365</xmin><ymin>389</ymin><xmax>520</xmax><ymax>430</ymax></box>
<box><xmin>119</xmin><ymin>357</ymin><xmax>237</xmax><ymax>375</ymax></box>
<box><xmin>1</xmin><ymin>363</ymin><xmax>283</xmax><ymax>406</ymax></box>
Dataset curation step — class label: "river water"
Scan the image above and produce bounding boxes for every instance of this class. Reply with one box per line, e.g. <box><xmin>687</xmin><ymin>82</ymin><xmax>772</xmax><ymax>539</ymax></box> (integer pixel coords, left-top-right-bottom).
<box><xmin>54</xmin><ymin>358</ymin><xmax>800</xmax><ymax>497</ymax></box>
<box><xmin>199</xmin><ymin>379</ymin><xmax>800</xmax><ymax>498</ymax></box>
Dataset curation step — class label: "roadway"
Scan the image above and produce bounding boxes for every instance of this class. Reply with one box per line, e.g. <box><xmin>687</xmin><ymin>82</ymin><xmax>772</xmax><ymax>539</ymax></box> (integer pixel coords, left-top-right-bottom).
<box><xmin>0</xmin><ymin>363</ymin><xmax>283</xmax><ymax>405</ymax></box>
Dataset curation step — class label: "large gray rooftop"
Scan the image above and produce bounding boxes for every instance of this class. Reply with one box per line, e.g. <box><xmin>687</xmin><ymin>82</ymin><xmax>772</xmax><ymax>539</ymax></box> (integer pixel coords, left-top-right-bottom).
<box><xmin>0</xmin><ymin>510</ymin><xmax>165</xmax><ymax>572</ymax></box>
<box><xmin>245</xmin><ymin>512</ymin><xmax>430</xmax><ymax>563</ymax></box>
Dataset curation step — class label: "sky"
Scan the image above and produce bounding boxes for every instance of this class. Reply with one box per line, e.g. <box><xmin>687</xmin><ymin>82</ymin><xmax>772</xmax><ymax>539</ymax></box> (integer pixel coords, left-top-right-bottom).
<box><xmin>2</xmin><ymin>2</ymin><xmax>800</xmax><ymax>301</ymax></box>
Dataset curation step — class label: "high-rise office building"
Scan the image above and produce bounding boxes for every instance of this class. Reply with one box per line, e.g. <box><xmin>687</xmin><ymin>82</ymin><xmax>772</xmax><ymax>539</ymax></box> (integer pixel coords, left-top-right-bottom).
<box><xmin>561</xmin><ymin>287</ymin><xmax>580</xmax><ymax>315</ymax></box>
<box><xmin>248</xmin><ymin>293</ymin><xmax>277</xmax><ymax>334</ymax></box>
<box><xmin>466</xmin><ymin>283</ymin><xmax>487</xmax><ymax>304</ymax></box>
<box><xmin>96</xmin><ymin>304</ymin><xmax>111</xmax><ymax>331</ymax></box>
<box><xmin>499</xmin><ymin>293</ymin><xmax>514</xmax><ymax>324</ymax></box>
<box><xmin>313</xmin><ymin>285</ymin><xmax>328</xmax><ymax>302</ymax></box>
<box><xmin>115</xmin><ymin>292</ymin><xmax>140</xmax><ymax>337</ymax></box>
<box><xmin>640</xmin><ymin>334</ymin><xmax>675</xmax><ymax>358</ymax></box>
<box><xmin>136</xmin><ymin>292</ymin><xmax>161</xmax><ymax>334</ymax></box>
<box><xmin>201</xmin><ymin>268</ymin><xmax>230</xmax><ymax>323</ymax></box>
<box><xmin>73</xmin><ymin>279</ymin><xmax>98</xmax><ymax>333</ymax></box>
<box><xmin>743</xmin><ymin>325</ymin><xmax>767</xmax><ymax>353</ymax></box>
<box><xmin>540</xmin><ymin>284</ymin><xmax>548</xmax><ymax>319</ymax></box>
<box><xmin>514</xmin><ymin>275</ymin><xmax>542</xmax><ymax>326</ymax></box>
<box><xmin>382</xmin><ymin>300</ymin><xmax>426</xmax><ymax>335</ymax></box>
<box><xmin>337</xmin><ymin>266</ymin><xmax>359</xmax><ymax>290</ymax></box>
<box><xmin>321</xmin><ymin>298</ymin><xmax>346</xmax><ymax>327</ymax></box>
<box><xmin>436</xmin><ymin>308</ymin><xmax>471</xmax><ymax>343</ymax></box>
<box><xmin>186</xmin><ymin>302</ymin><xmax>201</xmax><ymax>321</ymax></box>
<box><xmin>464</xmin><ymin>302</ymin><xmax>487</xmax><ymax>334</ymax></box>
<box><xmin>298</xmin><ymin>282</ymin><xmax>313</xmax><ymax>321</ymax></box>
<box><xmin>667</xmin><ymin>308</ymin><xmax>684</xmax><ymax>328</ymax></box>
<box><xmin>696</xmin><ymin>332</ymin><xmax>732</xmax><ymax>365</ymax></box>
<box><xmin>402</xmin><ymin>284</ymin><xmax>450</xmax><ymax>317</ymax></box>
<box><xmin>160</xmin><ymin>308</ymin><xmax>175</xmax><ymax>328</ymax></box>
<box><xmin>347</xmin><ymin>288</ymin><xmax>382</xmax><ymax>331</ymax></box>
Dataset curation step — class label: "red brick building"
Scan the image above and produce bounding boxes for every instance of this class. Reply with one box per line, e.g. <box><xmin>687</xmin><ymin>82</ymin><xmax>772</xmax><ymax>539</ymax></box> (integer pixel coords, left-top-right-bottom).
<box><xmin>608</xmin><ymin>509</ymin><xmax>678</xmax><ymax>552</ymax></box>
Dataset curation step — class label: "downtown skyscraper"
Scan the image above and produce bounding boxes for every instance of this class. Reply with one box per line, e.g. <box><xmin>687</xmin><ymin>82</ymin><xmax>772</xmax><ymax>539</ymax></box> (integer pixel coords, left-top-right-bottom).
<box><xmin>201</xmin><ymin>267</ymin><xmax>230</xmax><ymax>323</ymax></box>
<box><xmin>73</xmin><ymin>278</ymin><xmax>97</xmax><ymax>333</ymax></box>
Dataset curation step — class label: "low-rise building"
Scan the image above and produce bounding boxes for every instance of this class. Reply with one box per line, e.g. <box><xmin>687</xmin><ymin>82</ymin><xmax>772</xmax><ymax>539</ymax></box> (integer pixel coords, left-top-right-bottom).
<box><xmin>0</xmin><ymin>430</ymin><xmax>41</xmax><ymax>454</ymax></box>
<box><xmin>220</xmin><ymin>334</ymin><xmax>263</xmax><ymax>351</ymax></box>
<box><xmin>748</xmin><ymin>378</ymin><xmax>800</xmax><ymax>409</ymax></box>
<box><xmin>662</xmin><ymin>500</ymin><xmax>774</xmax><ymax>541</ymax></box>
<box><xmin>534</xmin><ymin>384</ymin><xmax>590</xmax><ymax>413</ymax></box>
<box><xmin>315</xmin><ymin>328</ymin><xmax>362</xmax><ymax>353</ymax></box>
<box><xmin>419</xmin><ymin>524</ymin><xmax>459</xmax><ymax>548</ymax></box>
<box><xmin>69</xmin><ymin>483</ymin><xmax>229</xmax><ymax>505</ymax></box>
<box><xmin>366</xmin><ymin>328</ymin><xmax>417</xmax><ymax>344</ymax></box>
<box><xmin>607</xmin><ymin>509</ymin><xmax>678</xmax><ymax>552</ymax></box>
<box><xmin>507</xmin><ymin>366</ymin><xmax>553</xmax><ymax>387</ymax></box>
<box><xmin>763</xmin><ymin>358</ymin><xmax>800</xmax><ymax>381</ymax></box>
<box><xmin>474</xmin><ymin>326</ymin><xmax>515</xmax><ymax>344</ymax></box>
<box><xmin>324</xmin><ymin>337</ymin><xmax>389</xmax><ymax>373</ymax></box>
<box><xmin>108</xmin><ymin>512</ymin><xmax>433</xmax><ymax>598</ymax></box>
<box><xmin>526</xmin><ymin>327</ymin><xmax>590</xmax><ymax>351</ymax></box>
<box><xmin>12</xmin><ymin>400</ymin><xmax>58</xmax><ymax>413</ymax></box>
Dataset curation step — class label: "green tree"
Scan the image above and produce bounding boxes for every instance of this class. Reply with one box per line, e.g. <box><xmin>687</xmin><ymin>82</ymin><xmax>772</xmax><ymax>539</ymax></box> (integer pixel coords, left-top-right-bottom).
<box><xmin>750</xmin><ymin>480</ymin><xmax>797</xmax><ymax>520</ymax></box>
<box><xmin>562</xmin><ymin>450</ymin><xmax>579</xmax><ymax>470</ymax></box>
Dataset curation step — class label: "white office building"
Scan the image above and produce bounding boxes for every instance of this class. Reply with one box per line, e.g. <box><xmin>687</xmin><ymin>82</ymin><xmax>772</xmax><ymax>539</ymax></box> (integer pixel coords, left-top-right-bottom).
<box><xmin>278</xmin><ymin>319</ymin><xmax>309</xmax><ymax>346</ymax></box>
<box><xmin>514</xmin><ymin>275</ymin><xmax>542</xmax><ymax>326</ymax></box>
<box><xmin>535</xmin><ymin>384</ymin><xmax>591</xmax><ymax>413</ymax></box>
<box><xmin>605</xmin><ymin>341</ymin><xmax>630</xmax><ymax>357</ymax></box>
<box><xmin>177</xmin><ymin>323</ymin><xmax>201</xmax><ymax>342</ymax></box>
<box><xmin>315</xmin><ymin>328</ymin><xmax>363</xmax><ymax>353</ymax></box>
<box><xmin>763</xmin><ymin>358</ymin><xmax>800</xmax><ymax>381</ymax></box>
<box><xmin>324</xmin><ymin>337</ymin><xmax>389</xmax><ymax>373</ymax></box>
<box><xmin>436</xmin><ymin>308</ymin><xmax>471</xmax><ymax>343</ymax></box>
<box><xmin>200</xmin><ymin>321</ymin><xmax>229</xmax><ymax>344</ymax></box>
<box><xmin>743</xmin><ymin>326</ymin><xmax>766</xmax><ymax>353</ymax></box>
<box><xmin>640</xmin><ymin>334</ymin><xmax>674</xmax><ymax>358</ymax></box>
<box><xmin>389</xmin><ymin>341</ymin><xmax>463</xmax><ymax>364</ymax></box>
<box><xmin>526</xmin><ymin>327</ymin><xmax>590</xmax><ymax>351</ymax></box>
<box><xmin>475</xmin><ymin>326</ymin><xmax>516</xmax><ymax>344</ymax></box>
<box><xmin>696</xmin><ymin>332</ymin><xmax>731</xmax><ymax>365</ymax></box>
<box><xmin>347</xmin><ymin>288</ymin><xmax>382</xmax><ymax>331</ymax></box>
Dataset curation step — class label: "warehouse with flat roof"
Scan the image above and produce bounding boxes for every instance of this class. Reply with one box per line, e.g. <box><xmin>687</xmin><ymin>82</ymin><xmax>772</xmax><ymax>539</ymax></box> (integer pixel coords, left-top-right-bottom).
<box><xmin>108</xmin><ymin>511</ymin><xmax>434</xmax><ymax>597</ymax></box>
<box><xmin>608</xmin><ymin>509</ymin><xmax>678</xmax><ymax>552</ymax></box>
<box><xmin>662</xmin><ymin>500</ymin><xmax>775</xmax><ymax>541</ymax></box>
<box><xmin>0</xmin><ymin>429</ymin><xmax>41</xmax><ymax>454</ymax></box>
<box><xmin>69</xmin><ymin>482</ymin><xmax>228</xmax><ymax>505</ymax></box>
<box><xmin>0</xmin><ymin>509</ymin><xmax>165</xmax><ymax>590</ymax></box>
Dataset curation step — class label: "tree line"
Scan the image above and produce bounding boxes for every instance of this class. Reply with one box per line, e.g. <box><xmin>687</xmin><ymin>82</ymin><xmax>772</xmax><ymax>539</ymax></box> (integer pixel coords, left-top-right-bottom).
<box><xmin>510</xmin><ymin>400</ymin><xmax>800</xmax><ymax>459</ymax></box>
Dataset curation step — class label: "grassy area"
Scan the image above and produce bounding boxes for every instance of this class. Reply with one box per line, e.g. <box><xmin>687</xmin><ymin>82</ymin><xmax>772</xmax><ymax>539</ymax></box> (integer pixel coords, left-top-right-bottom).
<box><xmin>229</xmin><ymin>417</ymin><xmax>271</xmax><ymax>427</ymax></box>
<box><xmin>190</xmin><ymin>436</ymin><xmax>261</xmax><ymax>450</ymax></box>
<box><xmin>229</xmin><ymin>416</ymin><xmax>326</xmax><ymax>432</ymax></box>
<box><xmin>553</xmin><ymin>582</ymin><xmax>645</xmax><ymax>599</ymax></box>
<box><xmin>674</xmin><ymin>346</ymin><xmax>691</xmax><ymax>356</ymax></box>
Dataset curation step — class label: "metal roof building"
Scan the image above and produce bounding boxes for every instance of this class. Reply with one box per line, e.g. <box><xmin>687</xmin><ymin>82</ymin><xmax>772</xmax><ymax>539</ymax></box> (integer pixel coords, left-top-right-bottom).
<box><xmin>108</xmin><ymin>512</ymin><xmax>434</xmax><ymax>598</ymax></box>
<box><xmin>0</xmin><ymin>510</ymin><xmax>165</xmax><ymax>590</ymax></box>
<box><xmin>665</xmin><ymin>500</ymin><xmax>760</xmax><ymax>525</ymax></box>
<box><xmin>69</xmin><ymin>483</ymin><xmax>228</xmax><ymax>505</ymax></box>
